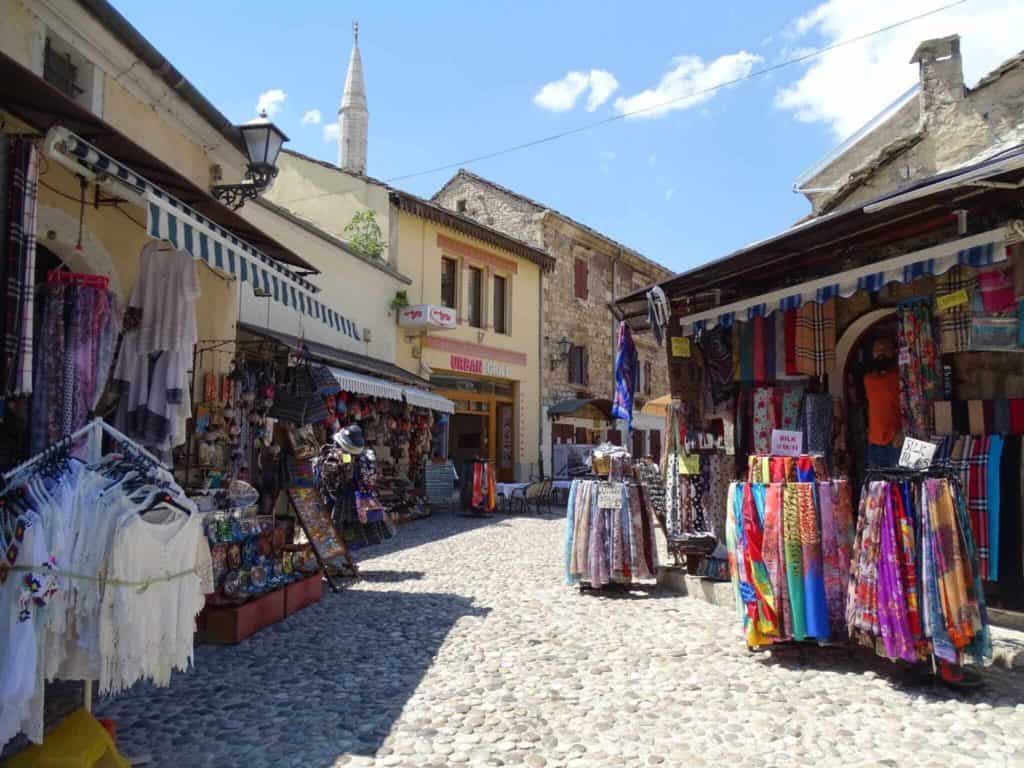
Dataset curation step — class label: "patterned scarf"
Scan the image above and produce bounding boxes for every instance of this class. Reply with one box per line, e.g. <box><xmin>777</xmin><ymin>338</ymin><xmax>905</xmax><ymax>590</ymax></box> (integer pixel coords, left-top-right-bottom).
<box><xmin>818</xmin><ymin>480</ymin><xmax>854</xmax><ymax>638</ymax></box>
<box><xmin>782</xmin><ymin>484</ymin><xmax>807</xmax><ymax>640</ymax></box>
<box><xmin>611</xmin><ymin>321</ymin><xmax>637</xmax><ymax>429</ymax></box>
<box><xmin>762</xmin><ymin>483</ymin><xmax>791</xmax><ymax>639</ymax></box>
<box><xmin>740</xmin><ymin>483</ymin><xmax>777</xmax><ymax>645</ymax></box>
<box><xmin>897</xmin><ymin>302</ymin><xmax>940</xmax><ymax>438</ymax></box>
<box><xmin>967</xmin><ymin>436</ymin><xmax>990</xmax><ymax>579</ymax></box>
<box><xmin>794</xmin><ymin>300</ymin><xmax>836</xmax><ymax>378</ymax></box>
<box><xmin>799</xmin><ymin>483</ymin><xmax>830</xmax><ymax>640</ymax></box>
<box><xmin>2</xmin><ymin>139</ymin><xmax>39</xmax><ymax>398</ymax></box>
<box><xmin>933</xmin><ymin>265</ymin><xmax>975</xmax><ymax>354</ymax></box>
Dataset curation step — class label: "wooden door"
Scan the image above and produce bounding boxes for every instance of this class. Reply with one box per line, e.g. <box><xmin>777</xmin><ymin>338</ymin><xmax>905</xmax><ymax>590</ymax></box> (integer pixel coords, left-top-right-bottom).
<box><xmin>496</xmin><ymin>402</ymin><xmax>515</xmax><ymax>482</ymax></box>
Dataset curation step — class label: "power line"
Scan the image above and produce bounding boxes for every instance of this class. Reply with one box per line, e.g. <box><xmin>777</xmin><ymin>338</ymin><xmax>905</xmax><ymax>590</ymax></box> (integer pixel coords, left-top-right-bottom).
<box><xmin>380</xmin><ymin>0</ymin><xmax>967</xmax><ymax>184</ymax></box>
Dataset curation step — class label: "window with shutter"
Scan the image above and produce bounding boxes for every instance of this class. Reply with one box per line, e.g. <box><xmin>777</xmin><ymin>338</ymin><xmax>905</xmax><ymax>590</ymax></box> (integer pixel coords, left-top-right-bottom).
<box><xmin>632</xmin><ymin>429</ymin><xmax>645</xmax><ymax>458</ymax></box>
<box><xmin>644</xmin><ymin>361</ymin><xmax>652</xmax><ymax>395</ymax></box>
<box><xmin>573</xmin><ymin>258</ymin><xmax>588</xmax><ymax>300</ymax></box>
<box><xmin>568</xmin><ymin>345</ymin><xmax>589</xmax><ymax>386</ymax></box>
<box><xmin>574</xmin><ymin>427</ymin><xmax>588</xmax><ymax>444</ymax></box>
<box><xmin>581</xmin><ymin>347</ymin><xmax>589</xmax><ymax>386</ymax></box>
<box><xmin>649</xmin><ymin>430</ymin><xmax>661</xmax><ymax>463</ymax></box>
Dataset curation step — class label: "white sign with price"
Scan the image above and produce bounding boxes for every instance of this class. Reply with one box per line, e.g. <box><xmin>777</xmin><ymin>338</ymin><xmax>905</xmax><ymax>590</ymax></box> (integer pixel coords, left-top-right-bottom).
<box><xmin>898</xmin><ymin>437</ymin><xmax>938</xmax><ymax>470</ymax></box>
<box><xmin>597</xmin><ymin>482</ymin><xmax>622</xmax><ymax>509</ymax></box>
<box><xmin>770</xmin><ymin>429</ymin><xmax>803</xmax><ymax>457</ymax></box>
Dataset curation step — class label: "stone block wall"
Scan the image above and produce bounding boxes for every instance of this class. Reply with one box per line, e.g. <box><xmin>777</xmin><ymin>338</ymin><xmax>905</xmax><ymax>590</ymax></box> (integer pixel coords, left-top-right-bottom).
<box><xmin>434</xmin><ymin>174</ymin><xmax>672</xmax><ymax>408</ymax></box>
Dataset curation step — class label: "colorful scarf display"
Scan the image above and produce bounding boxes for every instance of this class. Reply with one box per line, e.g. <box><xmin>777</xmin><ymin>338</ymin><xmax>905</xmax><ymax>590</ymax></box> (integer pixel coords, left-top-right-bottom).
<box><xmin>727</xmin><ymin>479</ymin><xmax>854</xmax><ymax>646</ymax></box>
<box><xmin>847</xmin><ymin>477</ymin><xmax>990</xmax><ymax>667</ymax></box>
<box><xmin>565</xmin><ymin>479</ymin><xmax>659</xmax><ymax>588</ymax></box>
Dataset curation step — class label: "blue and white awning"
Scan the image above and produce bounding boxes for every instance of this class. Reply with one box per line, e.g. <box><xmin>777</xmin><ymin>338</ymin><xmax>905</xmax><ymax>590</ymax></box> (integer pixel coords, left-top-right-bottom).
<box><xmin>679</xmin><ymin>228</ymin><xmax>1009</xmax><ymax>335</ymax></box>
<box><xmin>45</xmin><ymin>127</ymin><xmax>364</xmax><ymax>344</ymax></box>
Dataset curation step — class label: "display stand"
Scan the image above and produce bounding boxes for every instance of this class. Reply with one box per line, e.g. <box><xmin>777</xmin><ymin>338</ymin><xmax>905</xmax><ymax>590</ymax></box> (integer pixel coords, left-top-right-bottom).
<box><xmin>461</xmin><ymin>458</ymin><xmax>496</xmax><ymax>517</ymax></box>
<box><xmin>1</xmin><ymin>418</ymin><xmax>166</xmax><ymax>716</ymax></box>
<box><xmin>287</xmin><ymin>485</ymin><xmax>356</xmax><ymax>593</ymax></box>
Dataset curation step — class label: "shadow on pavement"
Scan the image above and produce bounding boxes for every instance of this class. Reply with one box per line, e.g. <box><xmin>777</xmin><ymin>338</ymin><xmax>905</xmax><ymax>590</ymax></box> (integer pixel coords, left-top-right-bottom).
<box><xmin>755</xmin><ymin>642</ymin><xmax>1024</xmax><ymax>707</ymax></box>
<box><xmin>357</xmin><ymin>569</ymin><xmax>425</xmax><ymax>583</ymax></box>
<box><xmin>95</xmin><ymin>588</ymin><xmax>490</xmax><ymax>768</ymax></box>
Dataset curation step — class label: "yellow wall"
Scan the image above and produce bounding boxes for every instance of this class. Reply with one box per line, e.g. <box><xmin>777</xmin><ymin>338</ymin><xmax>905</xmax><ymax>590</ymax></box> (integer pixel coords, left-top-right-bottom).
<box><xmin>395</xmin><ymin>211</ymin><xmax>542</xmax><ymax>478</ymax></box>
<box><xmin>238</xmin><ymin>202</ymin><xmax>406</xmax><ymax>363</ymax></box>
<box><xmin>265</xmin><ymin>153</ymin><xmax>394</xmax><ymax>263</ymax></box>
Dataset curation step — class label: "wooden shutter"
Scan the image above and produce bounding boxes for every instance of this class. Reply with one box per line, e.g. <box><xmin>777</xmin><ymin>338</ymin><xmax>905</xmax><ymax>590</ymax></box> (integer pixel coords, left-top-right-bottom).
<box><xmin>553</xmin><ymin>424</ymin><xmax>574</xmax><ymax>444</ymax></box>
<box><xmin>644</xmin><ymin>361</ymin><xmax>652</xmax><ymax>395</ymax></box>
<box><xmin>632</xmin><ymin>429</ymin><xmax>645</xmax><ymax>458</ymax></box>
<box><xmin>607</xmin><ymin>429</ymin><xmax>622</xmax><ymax>446</ymax></box>
<box><xmin>649</xmin><ymin>429</ymin><xmax>661</xmax><ymax>463</ymax></box>
<box><xmin>574</xmin><ymin>427</ymin><xmax>588</xmax><ymax>444</ymax></box>
<box><xmin>568</xmin><ymin>346</ymin><xmax>578</xmax><ymax>384</ymax></box>
<box><xmin>581</xmin><ymin>347</ymin><xmax>589</xmax><ymax>386</ymax></box>
<box><xmin>574</xmin><ymin>259</ymin><xmax>588</xmax><ymax>300</ymax></box>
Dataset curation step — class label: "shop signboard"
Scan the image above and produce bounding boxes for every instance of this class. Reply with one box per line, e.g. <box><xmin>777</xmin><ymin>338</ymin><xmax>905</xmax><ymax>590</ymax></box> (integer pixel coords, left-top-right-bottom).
<box><xmin>770</xmin><ymin>429</ymin><xmax>803</xmax><ymax>457</ymax></box>
<box><xmin>287</xmin><ymin>485</ymin><xmax>352</xmax><ymax>593</ymax></box>
<box><xmin>500</xmin><ymin>405</ymin><xmax>514</xmax><ymax>468</ymax></box>
<box><xmin>449</xmin><ymin>355</ymin><xmax>512</xmax><ymax>379</ymax></box>
<box><xmin>399</xmin><ymin>304</ymin><xmax>456</xmax><ymax>330</ymax></box>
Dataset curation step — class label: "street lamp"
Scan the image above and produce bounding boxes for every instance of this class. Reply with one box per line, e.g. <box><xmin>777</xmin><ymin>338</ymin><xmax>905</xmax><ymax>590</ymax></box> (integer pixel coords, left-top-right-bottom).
<box><xmin>550</xmin><ymin>335</ymin><xmax>572</xmax><ymax>370</ymax></box>
<box><xmin>211</xmin><ymin>111</ymin><xmax>289</xmax><ymax>210</ymax></box>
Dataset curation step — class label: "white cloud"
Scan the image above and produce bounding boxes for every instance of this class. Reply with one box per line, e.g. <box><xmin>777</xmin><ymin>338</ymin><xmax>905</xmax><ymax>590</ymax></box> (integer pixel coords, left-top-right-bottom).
<box><xmin>665</xmin><ymin>187</ymin><xmax>676</xmax><ymax>201</ymax></box>
<box><xmin>613</xmin><ymin>51</ymin><xmax>762</xmax><ymax>119</ymax></box>
<box><xmin>256</xmin><ymin>88</ymin><xmax>286</xmax><ymax>117</ymax></box>
<box><xmin>774</xmin><ymin>0</ymin><xmax>1024</xmax><ymax>139</ymax></box>
<box><xmin>301</xmin><ymin>109</ymin><xmax>322</xmax><ymax>125</ymax></box>
<box><xmin>585</xmin><ymin>70</ymin><xmax>619</xmax><ymax>112</ymax></box>
<box><xmin>323</xmin><ymin>124</ymin><xmax>339</xmax><ymax>142</ymax></box>
<box><xmin>534</xmin><ymin>69</ymin><xmax>619</xmax><ymax>112</ymax></box>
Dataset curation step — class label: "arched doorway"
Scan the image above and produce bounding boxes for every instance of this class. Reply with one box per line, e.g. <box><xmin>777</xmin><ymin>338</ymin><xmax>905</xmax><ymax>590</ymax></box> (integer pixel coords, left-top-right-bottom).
<box><xmin>833</xmin><ymin>308</ymin><xmax>898</xmax><ymax>495</ymax></box>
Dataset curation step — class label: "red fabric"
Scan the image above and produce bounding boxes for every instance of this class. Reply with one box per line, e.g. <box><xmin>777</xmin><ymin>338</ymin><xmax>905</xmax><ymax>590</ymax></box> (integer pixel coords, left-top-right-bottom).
<box><xmin>769</xmin><ymin>457</ymin><xmax>788</xmax><ymax>483</ymax></box>
<box><xmin>1011</xmin><ymin>399</ymin><xmax>1024</xmax><ymax>435</ymax></box>
<box><xmin>784</xmin><ymin>310</ymin><xmax>798</xmax><ymax>375</ymax></box>
<box><xmin>752</xmin><ymin>315</ymin><xmax>766</xmax><ymax>383</ymax></box>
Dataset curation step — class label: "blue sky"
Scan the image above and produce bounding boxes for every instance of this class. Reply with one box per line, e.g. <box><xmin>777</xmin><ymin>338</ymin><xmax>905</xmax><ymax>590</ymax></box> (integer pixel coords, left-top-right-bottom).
<box><xmin>112</xmin><ymin>1</ymin><xmax>1024</xmax><ymax>275</ymax></box>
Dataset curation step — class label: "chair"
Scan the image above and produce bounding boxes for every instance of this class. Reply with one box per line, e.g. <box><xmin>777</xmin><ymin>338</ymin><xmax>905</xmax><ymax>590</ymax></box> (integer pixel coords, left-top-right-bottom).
<box><xmin>512</xmin><ymin>480</ymin><xmax>550</xmax><ymax>515</ymax></box>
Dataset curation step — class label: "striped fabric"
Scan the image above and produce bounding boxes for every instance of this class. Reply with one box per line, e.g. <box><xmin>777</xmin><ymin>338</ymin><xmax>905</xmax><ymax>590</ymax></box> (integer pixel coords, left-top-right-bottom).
<box><xmin>60</xmin><ymin>132</ymin><xmax>364</xmax><ymax>344</ymax></box>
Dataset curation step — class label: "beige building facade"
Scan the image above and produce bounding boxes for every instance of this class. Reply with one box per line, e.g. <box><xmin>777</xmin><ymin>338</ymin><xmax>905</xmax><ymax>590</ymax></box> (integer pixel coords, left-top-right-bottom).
<box><xmin>433</xmin><ymin>171</ymin><xmax>675</xmax><ymax>468</ymax></box>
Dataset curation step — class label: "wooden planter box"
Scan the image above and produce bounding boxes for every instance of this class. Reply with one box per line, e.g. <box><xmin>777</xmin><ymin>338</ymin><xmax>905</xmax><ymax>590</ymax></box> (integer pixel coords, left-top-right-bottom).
<box><xmin>284</xmin><ymin>574</ymin><xmax>323</xmax><ymax>617</ymax></box>
<box><xmin>197</xmin><ymin>588</ymin><xmax>285</xmax><ymax>645</ymax></box>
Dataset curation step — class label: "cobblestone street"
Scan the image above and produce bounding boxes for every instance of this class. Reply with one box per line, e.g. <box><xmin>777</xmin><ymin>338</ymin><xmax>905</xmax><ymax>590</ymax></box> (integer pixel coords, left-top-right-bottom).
<box><xmin>98</xmin><ymin>511</ymin><xmax>1024</xmax><ymax>768</ymax></box>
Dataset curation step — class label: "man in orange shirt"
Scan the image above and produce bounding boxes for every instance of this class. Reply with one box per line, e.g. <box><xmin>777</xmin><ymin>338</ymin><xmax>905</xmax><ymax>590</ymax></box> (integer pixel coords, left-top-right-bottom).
<box><xmin>863</xmin><ymin>337</ymin><xmax>902</xmax><ymax>467</ymax></box>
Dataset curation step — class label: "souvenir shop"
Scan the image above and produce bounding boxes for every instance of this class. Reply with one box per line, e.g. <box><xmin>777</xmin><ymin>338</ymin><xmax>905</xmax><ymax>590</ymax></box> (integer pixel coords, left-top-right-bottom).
<box><xmin>632</xmin><ymin>211</ymin><xmax>1024</xmax><ymax>674</ymax></box>
<box><xmin>0</xmin><ymin>119</ymin><xmax>448</xmax><ymax>757</ymax></box>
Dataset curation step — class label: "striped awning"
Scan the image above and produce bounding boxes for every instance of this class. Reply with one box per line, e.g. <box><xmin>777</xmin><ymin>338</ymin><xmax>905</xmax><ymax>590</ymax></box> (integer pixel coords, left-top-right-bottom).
<box><xmin>679</xmin><ymin>228</ymin><xmax>1009</xmax><ymax>335</ymax></box>
<box><xmin>45</xmin><ymin>127</ymin><xmax>364</xmax><ymax>344</ymax></box>
<box><xmin>331</xmin><ymin>367</ymin><xmax>454</xmax><ymax>414</ymax></box>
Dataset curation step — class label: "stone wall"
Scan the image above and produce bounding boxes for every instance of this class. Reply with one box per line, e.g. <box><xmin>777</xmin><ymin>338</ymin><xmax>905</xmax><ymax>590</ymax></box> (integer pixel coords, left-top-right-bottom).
<box><xmin>434</xmin><ymin>175</ymin><xmax>672</xmax><ymax>409</ymax></box>
<box><xmin>799</xmin><ymin>37</ymin><xmax>1024</xmax><ymax>216</ymax></box>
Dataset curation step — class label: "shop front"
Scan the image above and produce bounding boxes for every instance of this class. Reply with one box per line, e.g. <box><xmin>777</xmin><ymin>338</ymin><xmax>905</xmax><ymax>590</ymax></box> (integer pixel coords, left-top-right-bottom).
<box><xmin>431</xmin><ymin>366</ymin><xmax>518</xmax><ymax>483</ymax></box>
<box><xmin>614</xmin><ymin>153</ymin><xmax>1024</xmax><ymax>670</ymax></box>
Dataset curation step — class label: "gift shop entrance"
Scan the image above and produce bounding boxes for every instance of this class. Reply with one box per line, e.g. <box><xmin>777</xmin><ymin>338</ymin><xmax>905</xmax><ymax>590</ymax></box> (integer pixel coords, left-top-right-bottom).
<box><xmin>432</xmin><ymin>373</ymin><xmax>517</xmax><ymax>483</ymax></box>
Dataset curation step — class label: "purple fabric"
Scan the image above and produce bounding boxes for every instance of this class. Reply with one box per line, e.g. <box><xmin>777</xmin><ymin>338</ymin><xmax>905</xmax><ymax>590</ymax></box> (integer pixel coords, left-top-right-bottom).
<box><xmin>877</xmin><ymin>487</ymin><xmax>917</xmax><ymax>662</ymax></box>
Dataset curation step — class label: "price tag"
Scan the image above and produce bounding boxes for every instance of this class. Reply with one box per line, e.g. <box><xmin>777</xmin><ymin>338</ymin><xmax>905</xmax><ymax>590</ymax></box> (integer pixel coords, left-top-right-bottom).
<box><xmin>678</xmin><ymin>453</ymin><xmax>701</xmax><ymax>475</ymax></box>
<box><xmin>671</xmin><ymin>336</ymin><xmax>691</xmax><ymax>358</ymax></box>
<box><xmin>597</xmin><ymin>482</ymin><xmax>621</xmax><ymax>509</ymax></box>
<box><xmin>770</xmin><ymin>429</ymin><xmax>803</xmax><ymax>457</ymax></box>
<box><xmin>898</xmin><ymin>437</ymin><xmax>938</xmax><ymax>470</ymax></box>
<box><xmin>341</xmin><ymin>453</ymin><xmax>352</xmax><ymax>464</ymax></box>
<box><xmin>936</xmin><ymin>288</ymin><xmax>969</xmax><ymax>313</ymax></box>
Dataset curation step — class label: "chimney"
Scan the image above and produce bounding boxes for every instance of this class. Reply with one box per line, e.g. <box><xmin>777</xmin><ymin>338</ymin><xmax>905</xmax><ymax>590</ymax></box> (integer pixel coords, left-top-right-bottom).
<box><xmin>910</xmin><ymin>34</ymin><xmax>964</xmax><ymax>122</ymax></box>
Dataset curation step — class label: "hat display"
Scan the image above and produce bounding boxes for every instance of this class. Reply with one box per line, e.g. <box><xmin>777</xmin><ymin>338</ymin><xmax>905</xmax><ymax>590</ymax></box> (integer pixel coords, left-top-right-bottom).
<box><xmin>334</xmin><ymin>424</ymin><xmax>366</xmax><ymax>455</ymax></box>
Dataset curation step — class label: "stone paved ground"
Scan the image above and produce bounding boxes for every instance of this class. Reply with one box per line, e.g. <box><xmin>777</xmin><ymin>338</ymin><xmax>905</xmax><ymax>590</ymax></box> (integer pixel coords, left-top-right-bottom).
<box><xmin>97</xmin><ymin>509</ymin><xmax>1024</xmax><ymax>768</ymax></box>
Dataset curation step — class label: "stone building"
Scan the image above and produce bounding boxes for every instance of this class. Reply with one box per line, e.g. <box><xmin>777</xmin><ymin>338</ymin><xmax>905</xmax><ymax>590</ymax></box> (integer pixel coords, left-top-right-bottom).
<box><xmin>433</xmin><ymin>170</ymin><xmax>674</xmax><ymax>469</ymax></box>
<box><xmin>795</xmin><ymin>35</ymin><xmax>1024</xmax><ymax>216</ymax></box>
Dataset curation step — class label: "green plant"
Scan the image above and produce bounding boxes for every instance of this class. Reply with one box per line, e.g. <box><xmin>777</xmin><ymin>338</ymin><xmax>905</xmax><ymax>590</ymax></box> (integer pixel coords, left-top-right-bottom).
<box><xmin>344</xmin><ymin>209</ymin><xmax>384</xmax><ymax>259</ymax></box>
<box><xmin>390</xmin><ymin>290</ymin><xmax>409</xmax><ymax>312</ymax></box>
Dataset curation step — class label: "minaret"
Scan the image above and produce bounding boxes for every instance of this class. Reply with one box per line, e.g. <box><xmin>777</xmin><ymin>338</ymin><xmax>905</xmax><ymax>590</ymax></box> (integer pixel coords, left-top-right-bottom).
<box><xmin>338</xmin><ymin>20</ymin><xmax>368</xmax><ymax>174</ymax></box>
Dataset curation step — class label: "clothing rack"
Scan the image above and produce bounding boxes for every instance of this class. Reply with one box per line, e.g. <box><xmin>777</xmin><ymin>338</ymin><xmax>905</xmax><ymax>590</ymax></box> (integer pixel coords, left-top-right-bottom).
<box><xmin>2</xmin><ymin>417</ymin><xmax>166</xmax><ymax>713</ymax></box>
